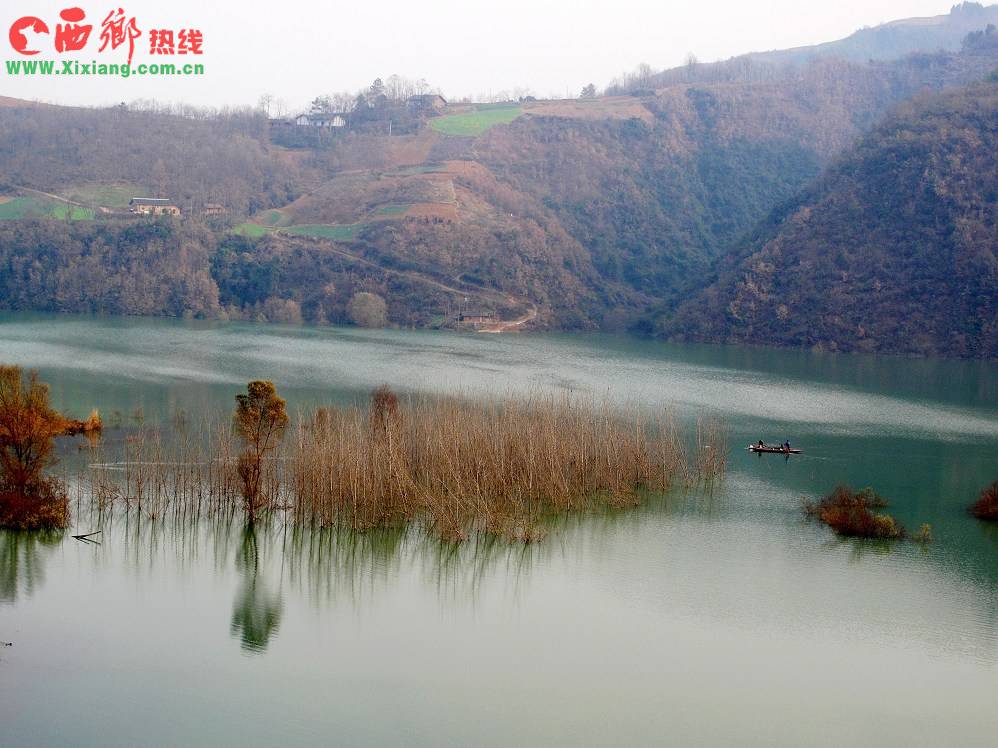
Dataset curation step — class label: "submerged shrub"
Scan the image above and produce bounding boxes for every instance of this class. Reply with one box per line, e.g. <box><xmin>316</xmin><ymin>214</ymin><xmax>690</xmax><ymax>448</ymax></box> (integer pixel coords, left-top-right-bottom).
<box><xmin>0</xmin><ymin>477</ymin><xmax>68</xmax><ymax>530</ymax></box>
<box><xmin>60</xmin><ymin>409</ymin><xmax>103</xmax><ymax>437</ymax></box>
<box><xmin>804</xmin><ymin>485</ymin><xmax>905</xmax><ymax>540</ymax></box>
<box><xmin>970</xmin><ymin>480</ymin><xmax>998</xmax><ymax>520</ymax></box>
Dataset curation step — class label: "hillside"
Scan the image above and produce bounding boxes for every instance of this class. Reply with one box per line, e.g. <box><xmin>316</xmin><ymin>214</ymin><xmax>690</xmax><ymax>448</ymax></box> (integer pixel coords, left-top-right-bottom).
<box><xmin>477</xmin><ymin>37</ymin><xmax>998</xmax><ymax>308</ymax></box>
<box><xmin>0</xmin><ymin>105</ymin><xmax>312</xmax><ymax>215</ymax></box>
<box><xmin>663</xmin><ymin>77</ymin><xmax>998</xmax><ymax>358</ymax></box>
<box><xmin>0</xmin><ymin>18</ymin><xmax>996</xmax><ymax>349</ymax></box>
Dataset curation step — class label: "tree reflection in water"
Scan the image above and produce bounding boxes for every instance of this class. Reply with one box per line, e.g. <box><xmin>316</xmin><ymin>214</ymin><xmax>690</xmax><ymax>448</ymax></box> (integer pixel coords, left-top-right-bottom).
<box><xmin>0</xmin><ymin>529</ymin><xmax>64</xmax><ymax>603</ymax></box>
<box><xmin>230</xmin><ymin>524</ymin><xmax>284</xmax><ymax>654</ymax></box>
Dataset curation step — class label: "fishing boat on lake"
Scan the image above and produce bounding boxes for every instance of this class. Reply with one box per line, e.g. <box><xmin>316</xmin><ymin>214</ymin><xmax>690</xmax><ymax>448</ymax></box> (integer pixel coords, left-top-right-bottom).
<box><xmin>747</xmin><ymin>443</ymin><xmax>802</xmax><ymax>454</ymax></box>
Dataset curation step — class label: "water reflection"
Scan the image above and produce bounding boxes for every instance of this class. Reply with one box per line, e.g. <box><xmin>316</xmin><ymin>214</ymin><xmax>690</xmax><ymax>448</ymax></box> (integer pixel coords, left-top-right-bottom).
<box><xmin>230</xmin><ymin>524</ymin><xmax>284</xmax><ymax>654</ymax></box>
<box><xmin>14</xmin><ymin>473</ymin><xmax>998</xmax><ymax>665</ymax></box>
<box><xmin>283</xmin><ymin>525</ymin><xmax>407</xmax><ymax>606</ymax></box>
<box><xmin>0</xmin><ymin>530</ymin><xmax>64</xmax><ymax>603</ymax></box>
<box><xmin>279</xmin><ymin>523</ymin><xmax>550</xmax><ymax>609</ymax></box>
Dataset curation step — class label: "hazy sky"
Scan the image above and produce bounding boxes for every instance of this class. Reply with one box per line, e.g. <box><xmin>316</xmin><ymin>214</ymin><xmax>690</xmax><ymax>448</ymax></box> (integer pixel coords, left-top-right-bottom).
<box><xmin>0</xmin><ymin>1</ymin><xmax>969</xmax><ymax>110</ymax></box>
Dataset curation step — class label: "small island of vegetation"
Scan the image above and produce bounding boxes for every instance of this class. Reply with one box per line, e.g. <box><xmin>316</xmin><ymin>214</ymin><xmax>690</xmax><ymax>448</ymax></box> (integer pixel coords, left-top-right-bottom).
<box><xmin>970</xmin><ymin>480</ymin><xmax>998</xmax><ymax>520</ymax></box>
<box><xmin>804</xmin><ymin>485</ymin><xmax>932</xmax><ymax>542</ymax></box>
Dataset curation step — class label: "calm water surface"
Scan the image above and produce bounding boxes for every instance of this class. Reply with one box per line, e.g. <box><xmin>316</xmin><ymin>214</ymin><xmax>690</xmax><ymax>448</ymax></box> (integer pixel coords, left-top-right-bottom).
<box><xmin>1</xmin><ymin>313</ymin><xmax>997</xmax><ymax>746</ymax></box>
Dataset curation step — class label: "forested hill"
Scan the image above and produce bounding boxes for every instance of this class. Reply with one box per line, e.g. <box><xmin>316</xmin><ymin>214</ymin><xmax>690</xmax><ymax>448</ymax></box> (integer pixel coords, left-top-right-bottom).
<box><xmin>0</xmin><ymin>19</ymin><xmax>996</xmax><ymax>354</ymax></box>
<box><xmin>0</xmin><ymin>105</ymin><xmax>307</xmax><ymax>215</ymax></box>
<box><xmin>663</xmin><ymin>77</ymin><xmax>998</xmax><ymax>358</ymax></box>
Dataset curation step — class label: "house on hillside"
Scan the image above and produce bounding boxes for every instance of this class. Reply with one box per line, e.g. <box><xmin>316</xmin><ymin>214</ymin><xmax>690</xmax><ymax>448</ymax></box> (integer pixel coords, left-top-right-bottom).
<box><xmin>129</xmin><ymin>197</ymin><xmax>180</xmax><ymax>216</ymax></box>
<box><xmin>458</xmin><ymin>310</ymin><xmax>495</xmax><ymax>327</ymax></box>
<box><xmin>295</xmin><ymin>113</ymin><xmax>347</xmax><ymax>128</ymax></box>
<box><xmin>407</xmin><ymin>94</ymin><xmax>447</xmax><ymax>112</ymax></box>
<box><xmin>203</xmin><ymin>203</ymin><xmax>226</xmax><ymax>217</ymax></box>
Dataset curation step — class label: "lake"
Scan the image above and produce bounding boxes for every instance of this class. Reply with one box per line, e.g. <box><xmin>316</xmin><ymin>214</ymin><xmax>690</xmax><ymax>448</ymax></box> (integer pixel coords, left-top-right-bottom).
<box><xmin>1</xmin><ymin>313</ymin><xmax>997</xmax><ymax>746</ymax></box>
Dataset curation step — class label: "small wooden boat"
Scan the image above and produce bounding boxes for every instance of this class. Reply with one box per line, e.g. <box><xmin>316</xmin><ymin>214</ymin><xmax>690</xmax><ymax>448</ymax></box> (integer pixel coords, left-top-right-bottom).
<box><xmin>747</xmin><ymin>444</ymin><xmax>802</xmax><ymax>454</ymax></box>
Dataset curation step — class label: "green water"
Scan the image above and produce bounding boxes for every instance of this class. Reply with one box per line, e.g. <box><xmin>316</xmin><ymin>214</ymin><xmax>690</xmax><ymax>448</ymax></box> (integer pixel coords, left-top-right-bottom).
<box><xmin>1</xmin><ymin>313</ymin><xmax>997</xmax><ymax>746</ymax></box>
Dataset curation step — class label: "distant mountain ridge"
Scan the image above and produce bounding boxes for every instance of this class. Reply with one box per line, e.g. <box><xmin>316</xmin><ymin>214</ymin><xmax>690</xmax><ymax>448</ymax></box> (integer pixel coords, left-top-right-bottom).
<box><xmin>621</xmin><ymin>2</ymin><xmax>998</xmax><ymax>89</ymax></box>
<box><xmin>746</xmin><ymin>2</ymin><xmax>998</xmax><ymax>66</ymax></box>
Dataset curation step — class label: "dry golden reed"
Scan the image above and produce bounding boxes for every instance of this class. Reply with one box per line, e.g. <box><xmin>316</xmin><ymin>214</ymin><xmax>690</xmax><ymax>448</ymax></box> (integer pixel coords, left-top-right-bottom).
<box><xmin>76</xmin><ymin>391</ymin><xmax>727</xmax><ymax>542</ymax></box>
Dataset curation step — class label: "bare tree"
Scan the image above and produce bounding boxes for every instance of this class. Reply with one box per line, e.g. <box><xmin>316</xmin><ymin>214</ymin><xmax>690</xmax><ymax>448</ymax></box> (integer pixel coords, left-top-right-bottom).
<box><xmin>257</xmin><ymin>93</ymin><xmax>274</xmax><ymax>117</ymax></box>
<box><xmin>685</xmin><ymin>53</ymin><xmax>700</xmax><ymax>82</ymax></box>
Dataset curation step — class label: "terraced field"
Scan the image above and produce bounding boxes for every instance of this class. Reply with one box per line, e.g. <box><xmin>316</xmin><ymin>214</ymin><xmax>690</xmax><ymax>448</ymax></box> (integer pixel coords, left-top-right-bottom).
<box><xmin>232</xmin><ymin>222</ymin><xmax>274</xmax><ymax>238</ymax></box>
<box><xmin>375</xmin><ymin>204</ymin><xmax>410</xmax><ymax>217</ymax></box>
<box><xmin>282</xmin><ymin>223</ymin><xmax>366</xmax><ymax>241</ymax></box>
<box><xmin>64</xmin><ymin>183</ymin><xmax>136</xmax><ymax>209</ymax></box>
<box><xmin>234</xmin><ymin>221</ymin><xmax>368</xmax><ymax>241</ymax></box>
<box><xmin>0</xmin><ymin>195</ymin><xmax>94</xmax><ymax>220</ymax></box>
<box><xmin>258</xmin><ymin>209</ymin><xmax>292</xmax><ymax>227</ymax></box>
<box><xmin>430</xmin><ymin>105</ymin><xmax>522</xmax><ymax>136</ymax></box>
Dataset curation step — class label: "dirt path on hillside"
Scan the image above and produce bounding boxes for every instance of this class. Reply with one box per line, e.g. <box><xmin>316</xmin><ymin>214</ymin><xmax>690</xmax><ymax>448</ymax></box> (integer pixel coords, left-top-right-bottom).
<box><xmin>10</xmin><ymin>185</ymin><xmax>88</xmax><ymax>207</ymax></box>
<box><xmin>478</xmin><ymin>304</ymin><xmax>538</xmax><ymax>333</ymax></box>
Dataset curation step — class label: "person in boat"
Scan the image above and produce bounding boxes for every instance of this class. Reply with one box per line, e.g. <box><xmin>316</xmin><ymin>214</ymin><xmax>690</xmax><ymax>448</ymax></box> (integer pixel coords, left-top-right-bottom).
<box><xmin>757</xmin><ymin>439</ymin><xmax>765</xmax><ymax>448</ymax></box>
<box><xmin>783</xmin><ymin>440</ymin><xmax>790</xmax><ymax>452</ymax></box>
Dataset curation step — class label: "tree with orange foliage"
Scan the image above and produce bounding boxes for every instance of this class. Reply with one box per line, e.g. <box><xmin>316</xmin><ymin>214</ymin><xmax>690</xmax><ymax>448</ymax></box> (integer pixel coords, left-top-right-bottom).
<box><xmin>0</xmin><ymin>365</ymin><xmax>69</xmax><ymax>528</ymax></box>
<box><xmin>233</xmin><ymin>381</ymin><xmax>288</xmax><ymax>522</ymax></box>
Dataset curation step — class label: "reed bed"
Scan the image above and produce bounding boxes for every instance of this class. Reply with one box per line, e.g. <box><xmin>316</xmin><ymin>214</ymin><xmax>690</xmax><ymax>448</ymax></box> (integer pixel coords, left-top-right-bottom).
<box><xmin>74</xmin><ymin>392</ymin><xmax>727</xmax><ymax>542</ymax></box>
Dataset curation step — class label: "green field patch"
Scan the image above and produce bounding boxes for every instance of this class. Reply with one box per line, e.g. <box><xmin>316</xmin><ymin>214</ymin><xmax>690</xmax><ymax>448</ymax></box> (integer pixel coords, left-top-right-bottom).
<box><xmin>0</xmin><ymin>197</ymin><xmax>41</xmax><ymax>219</ymax></box>
<box><xmin>387</xmin><ymin>164</ymin><xmax>445</xmax><ymax>176</ymax></box>
<box><xmin>232</xmin><ymin>222</ymin><xmax>274</xmax><ymax>238</ymax></box>
<box><xmin>430</xmin><ymin>105</ymin><xmax>522</xmax><ymax>136</ymax></box>
<box><xmin>51</xmin><ymin>203</ymin><xmax>95</xmax><ymax>220</ymax></box>
<box><xmin>258</xmin><ymin>209</ymin><xmax>289</xmax><ymax>227</ymax></box>
<box><xmin>0</xmin><ymin>195</ymin><xmax>94</xmax><ymax>220</ymax></box>
<box><xmin>282</xmin><ymin>223</ymin><xmax>365</xmax><ymax>241</ymax></box>
<box><xmin>375</xmin><ymin>204</ymin><xmax>410</xmax><ymax>217</ymax></box>
<box><xmin>66</xmin><ymin>183</ymin><xmax>135</xmax><ymax>209</ymax></box>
